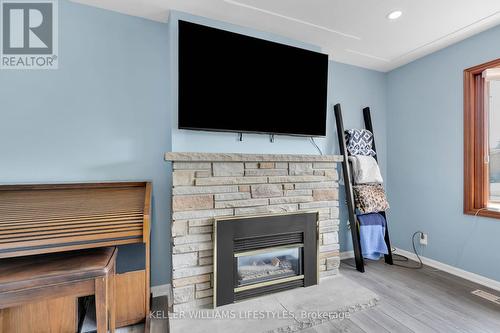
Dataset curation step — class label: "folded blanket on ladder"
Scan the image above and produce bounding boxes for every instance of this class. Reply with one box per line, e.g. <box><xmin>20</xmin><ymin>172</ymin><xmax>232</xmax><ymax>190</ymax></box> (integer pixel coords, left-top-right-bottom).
<box><xmin>353</xmin><ymin>184</ymin><xmax>389</xmax><ymax>214</ymax></box>
<box><xmin>357</xmin><ymin>213</ymin><xmax>388</xmax><ymax>260</ymax></box>
<box><xmin>348</xmin><ymin>155</ymin><xmax>383</xmax><ymax>184</ymax></box>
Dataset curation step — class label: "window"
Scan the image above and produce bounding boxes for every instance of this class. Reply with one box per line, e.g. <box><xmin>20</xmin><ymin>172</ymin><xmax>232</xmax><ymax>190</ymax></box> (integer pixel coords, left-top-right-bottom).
<box><xmin>464</xmin><ymin>59</ymin><xmax>500</xmax><ymax>218</ymax></box>
<box><xmin>486</xmin><ymin>71</ymin><xmax>500</xmax><ymax>205</ymax></box>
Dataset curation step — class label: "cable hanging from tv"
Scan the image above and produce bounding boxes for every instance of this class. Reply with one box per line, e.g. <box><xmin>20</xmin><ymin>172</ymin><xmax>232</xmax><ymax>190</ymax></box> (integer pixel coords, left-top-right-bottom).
<box><xmin>310</xmin><ymin>137</ymin><xmax>323</xmax><ymax>155</ymax></box>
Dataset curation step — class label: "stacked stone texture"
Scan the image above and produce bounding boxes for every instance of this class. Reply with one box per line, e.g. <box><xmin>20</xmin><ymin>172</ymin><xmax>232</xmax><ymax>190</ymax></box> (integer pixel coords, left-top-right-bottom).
<box><xmin>169</xmin><ymin>155</ymin><xmax>341</xmax><ymax>312</ymax></box>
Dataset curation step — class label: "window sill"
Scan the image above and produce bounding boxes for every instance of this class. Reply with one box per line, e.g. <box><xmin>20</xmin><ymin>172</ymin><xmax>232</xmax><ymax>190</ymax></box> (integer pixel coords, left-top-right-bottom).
<box><xmin>465</xmin><ymin>208</ymin><xmax>500</xmax><ymax>219</ymax></box>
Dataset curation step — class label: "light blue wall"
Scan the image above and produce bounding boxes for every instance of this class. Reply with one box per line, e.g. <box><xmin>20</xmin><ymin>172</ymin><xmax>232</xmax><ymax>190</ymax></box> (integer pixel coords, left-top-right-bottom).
<box><xmin>0</xmin><ymin>1</ymin><xmax>171</xmax><ymax>286</ymax></box>
<box><xmin>387</xmin><ymin>25</ymin><xmax>500</xmax><ymax>281</ymax></box>
<box><xmin>167</xmin><ymin>11</ymin><xmax>388</xmax><ymax>254</ymax></box>
<box><xmin>0</xmin><ymin>3</ymin><xmax>389</xmax><ymax>286</ymax></box>
<box><xmin>330</xmin><ymin>62</ymin><xmax>387</xmax><ymax>252</ymax></box>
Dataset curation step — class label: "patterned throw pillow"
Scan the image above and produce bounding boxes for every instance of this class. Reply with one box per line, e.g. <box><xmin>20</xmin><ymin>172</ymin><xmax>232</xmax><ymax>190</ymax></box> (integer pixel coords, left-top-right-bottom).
<box><xmin>345</xmin><ymin>129</ymin><xmax>376</xmax><ymax>156</ymax></box>
<box><xmin>353</xmin><ymin>184</ymin><xmax>389</xmax><ymax>214</ymax></box>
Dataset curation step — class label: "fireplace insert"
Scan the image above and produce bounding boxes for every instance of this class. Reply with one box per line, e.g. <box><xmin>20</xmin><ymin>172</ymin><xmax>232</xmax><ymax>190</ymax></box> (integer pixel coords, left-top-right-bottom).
<box><xmin>214</xmin><ymin>212</ymin><xmax>318</xmax><ymax>307</ymax></box>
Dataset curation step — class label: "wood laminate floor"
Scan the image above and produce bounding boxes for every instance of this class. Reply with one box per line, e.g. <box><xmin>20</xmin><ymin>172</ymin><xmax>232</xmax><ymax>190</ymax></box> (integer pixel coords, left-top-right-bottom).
<box><xmin>306</xmin><ymin>259</ymin><xmax>500</xmax><ymax>333</ymax></box>
<box><xmin>149</xmin><ymin>258</ymin><xmax>500</xmax><ymax>333</ymax></box>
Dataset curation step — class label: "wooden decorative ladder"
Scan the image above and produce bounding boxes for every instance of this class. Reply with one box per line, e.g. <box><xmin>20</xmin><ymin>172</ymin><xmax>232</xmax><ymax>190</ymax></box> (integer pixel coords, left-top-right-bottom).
<box><xmin>334</xmin><ymin>103</ymin><xmax>394</xmax><ymax>272</ymax></box>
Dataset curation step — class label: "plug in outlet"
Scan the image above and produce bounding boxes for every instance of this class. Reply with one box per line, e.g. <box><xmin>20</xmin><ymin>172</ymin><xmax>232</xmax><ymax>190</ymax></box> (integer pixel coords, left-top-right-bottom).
<box><xmin>420</xmin><ymin>233</ymin><xmax>428</xmax><ymax>246</ymax></box>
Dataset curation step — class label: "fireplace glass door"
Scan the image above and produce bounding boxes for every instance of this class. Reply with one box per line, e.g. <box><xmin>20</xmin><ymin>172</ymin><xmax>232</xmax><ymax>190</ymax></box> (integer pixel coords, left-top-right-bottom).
<box><xmin>215</xmin><ymin>212</ymin><xmax>317</xmax><ymax>306</ymax></box>
<box><xmin>234</xmin><ymin>244</ymin><xmax>303</xmax><ymax>288</ymax></box>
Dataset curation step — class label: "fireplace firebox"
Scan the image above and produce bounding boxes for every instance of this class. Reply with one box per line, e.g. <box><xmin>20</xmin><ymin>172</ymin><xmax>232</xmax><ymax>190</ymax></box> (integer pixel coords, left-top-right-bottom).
<box><xmin>214</xmin><ymin>212</ymin><xmax>318</xmax><ymax>307</ymax></box>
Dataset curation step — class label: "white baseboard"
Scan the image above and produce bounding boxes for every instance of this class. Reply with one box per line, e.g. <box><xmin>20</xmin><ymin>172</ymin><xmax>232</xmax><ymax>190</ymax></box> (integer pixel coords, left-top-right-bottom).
<box><xmin>340</xmin><ymin>250</ymin><xmax>354</xmax><ymax>260</ymax></box>
<box><xmin>151</xmin><ymin>283</ymin><xmax>173</xmax><ymax>307</ymax></box>
<box><xmin>341</xmin><ymin>248</ymin><xmax>500</xmax><ymax>292</ymax></box>
<box><xmin>394</xmin><ymin>247</ymin><xmax>500</xmax><ymax>292</ymax></box>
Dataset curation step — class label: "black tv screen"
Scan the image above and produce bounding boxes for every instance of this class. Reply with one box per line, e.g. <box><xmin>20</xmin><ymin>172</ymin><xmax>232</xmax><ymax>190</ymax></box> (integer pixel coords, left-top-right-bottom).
<box><xmin>178</xmin><ymin>20</ymin><xmax>329</xmax><ymax>137</ymax></box>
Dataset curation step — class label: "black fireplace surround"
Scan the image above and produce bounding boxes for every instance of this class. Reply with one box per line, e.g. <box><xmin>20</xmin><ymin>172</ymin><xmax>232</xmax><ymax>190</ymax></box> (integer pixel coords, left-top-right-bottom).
<box><xmin>214</xmin><ymin>212</ymin><xmax>318</xmax><ymax>307</ymax></box>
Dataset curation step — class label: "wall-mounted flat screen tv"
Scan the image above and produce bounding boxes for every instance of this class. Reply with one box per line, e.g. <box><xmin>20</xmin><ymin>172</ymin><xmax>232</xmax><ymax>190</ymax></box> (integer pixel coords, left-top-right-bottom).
<box><xmin>178</xmin><ymin>20</ymin><xmax>329</xmax><ymax>137</ymax></box>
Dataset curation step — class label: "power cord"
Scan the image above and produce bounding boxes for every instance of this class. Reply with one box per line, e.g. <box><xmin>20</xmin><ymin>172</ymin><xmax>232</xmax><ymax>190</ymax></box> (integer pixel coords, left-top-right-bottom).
<box><xmin>454</xmin><ymin>207</ymin><xmax>488</xmax><ymax>268</ymax></box>
<box><xmin>310</xmin><ymin>137</ymin><xmax>323</xmax><ymax>155</ymax></box>
<box><xmin>392</xmin><ymin>231</ymin><xmax>424</xmax><ymax>269</ymax></box>
<box><xmin>342</xmin><ymin>230</ymin><xmax>424</xmax><ymax>270</ymax></box>
<box><xmin>394</xmin><ymin>208</ymin><xmax>494</xmax><ymax>270</ymax></box>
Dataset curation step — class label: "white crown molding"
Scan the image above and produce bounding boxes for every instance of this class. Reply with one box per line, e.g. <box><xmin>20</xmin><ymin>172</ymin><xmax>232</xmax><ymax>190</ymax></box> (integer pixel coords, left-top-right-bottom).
<box><xmin>222</xmin><ymin>0</ymin><xmax>361</xmax><ymax>40</ymax></box>
<box><xmin>71</xmin><ymin>0</ymin><xmax>500</xmax><ymax>71</ymax></box>
<box><xmin>344</xmin><ymin>49</ymin><xmax>390</xmax><ymax>63</ymax></box>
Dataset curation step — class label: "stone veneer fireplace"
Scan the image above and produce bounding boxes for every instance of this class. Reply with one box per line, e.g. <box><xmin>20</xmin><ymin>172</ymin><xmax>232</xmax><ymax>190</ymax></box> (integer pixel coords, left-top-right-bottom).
<box><xmin>165</xmin><ymin>152</ymin><xmax>342</xmax><ymax>312</ymax></box>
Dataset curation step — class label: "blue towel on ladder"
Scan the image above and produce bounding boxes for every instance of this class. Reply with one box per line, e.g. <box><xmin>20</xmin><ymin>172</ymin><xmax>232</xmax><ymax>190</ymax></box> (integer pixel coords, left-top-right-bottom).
<box><xmin>357</xmin><ymin>213</ymin><xmax>388</xmax><ymax>260</ymax></box>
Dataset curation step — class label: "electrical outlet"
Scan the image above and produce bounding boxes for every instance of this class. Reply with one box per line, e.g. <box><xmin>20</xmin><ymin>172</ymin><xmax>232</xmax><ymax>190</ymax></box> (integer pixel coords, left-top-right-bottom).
<box><xmin>420</xmin><ymin>233</ymin><xmax>428</xmax><ymax>246</ymax></box>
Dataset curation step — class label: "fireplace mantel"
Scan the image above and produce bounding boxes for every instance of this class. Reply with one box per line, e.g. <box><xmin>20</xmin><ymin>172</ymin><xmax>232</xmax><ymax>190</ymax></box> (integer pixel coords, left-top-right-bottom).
<box><xmin>166</xmin><ymin>152</ymin><xmax>342</xmax><ymax>312</ymax></box>
<box><xmin>165</xmin><ymin>152</ymin><xmax>343</xmax><ymax>162</ymax></box>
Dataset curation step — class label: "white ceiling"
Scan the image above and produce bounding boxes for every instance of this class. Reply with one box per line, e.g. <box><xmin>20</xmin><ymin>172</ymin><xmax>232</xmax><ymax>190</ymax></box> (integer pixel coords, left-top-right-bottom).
<box><xmin>71</xmin><ymin>0</ymin><xmax>500</xmax><ymax>71</ymax></box>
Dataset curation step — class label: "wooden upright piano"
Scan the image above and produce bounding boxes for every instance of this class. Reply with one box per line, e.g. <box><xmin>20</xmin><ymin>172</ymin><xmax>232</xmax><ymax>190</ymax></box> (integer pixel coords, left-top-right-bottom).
<box><xmin>0</xmin><ymin>182</ymin><xmax>152</xmax><ymax>332</ymax></box>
